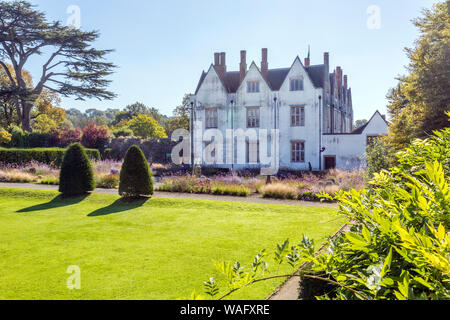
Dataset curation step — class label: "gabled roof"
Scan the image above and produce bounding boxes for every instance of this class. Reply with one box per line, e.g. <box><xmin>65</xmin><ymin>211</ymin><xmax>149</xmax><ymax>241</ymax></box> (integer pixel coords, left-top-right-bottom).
<box><xmin>194</xmin><ymin>71</ymin><xmax>207</xmax><ymax>95</ymax></box>
<box><xmin>351</xmin><ymin>121</ymin><xmax>369</xmax><ymax>134</ymax></box>
<box><xmin>351</xmin><ymin>110</ymin><xmax>389</xmax><ymax>134</ymax></box>
<box><xmin>266</xmin><ymin>68</ymin><xmax>290</xmax><ymax>90</ymax></box>
<box><xmin>305</xmin><ymin>64</ymin><xmax>326</xmax><ymax>88</ymax></box>
<box><xmin>223</xmin><ymin>71</ymin><xmax>241</xmax><ymax>92</ymax></box>
<box><xmin>194</xmin><ymin>58</ymin><xmax>328</xmax><ymax>94</ymax></box>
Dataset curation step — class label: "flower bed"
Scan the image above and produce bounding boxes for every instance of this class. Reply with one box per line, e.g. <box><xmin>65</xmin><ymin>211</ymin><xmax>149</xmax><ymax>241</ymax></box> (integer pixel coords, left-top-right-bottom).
<box><xmin>157</xmin><ymin>169</ymin><xmax>366</xmax><ymax>201</ymax></box>
<box><xmin>156</xmin><ymin>175</ymin><xmax>251</xmax><ymax>197</ymax></box>
<box><xmin>0</xmin><ymin>160</ymin><xmax>122</xmax><ymax>189</ymax></box>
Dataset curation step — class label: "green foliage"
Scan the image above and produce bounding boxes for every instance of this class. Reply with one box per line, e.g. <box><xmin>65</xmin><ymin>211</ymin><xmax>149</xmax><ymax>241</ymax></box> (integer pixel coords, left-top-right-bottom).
<box><xmin>386</xmin><ymin>1</ymin><xmax>450</xmax><ymax>151</ymax></box>
<box><xmin>195</xmin><ymin>124</ymin><xmax>450</xmax><ymax>300</ymax></box>
<box><xmin>165</xmin><ymin>94</ymin><xmax>191</xmax><ymax>136</ymax></box>
<box><xmin>32</xmin><ymin>114</ymin><xmax>58</xmax><ymax>133</ymax></box>
<box><xmin>119</xmin><ymin>145</ymin><xmax>153</xmax><ymax>197</ymax></box>
<box><xmin>211</xmin><ymin>185</ymin><xmax>250</xmax><ymax>197</ymax></box>
<box><xmin>96</xmin><ymin>174</ymin><xmax>119</xmax><ymax>189</ymax></box>
<box><xmin>59</xmin><ymin>143</ymin><xmax>95</xmax><ymax>196</ymax></box>
<box><xmin>0</xmin><ymin>147</ymin><xmax>100</xmax><ymax>166</ymax></box>
<box><xmin>127</xmin><ymin>114</ymin><xmax>167</xmax><ymax>139</ymax></box>
<box><xmin>112</xmin><ymin>127</ymin><xmax>133</xmax><ymax>138</ymax></box>
<box><xmin>38</xmin><ymin>176</ymin><xmax>59</xmax><ymax>185</ymax></box>
<box><xmin>365</xmin><ymin>138</ymin><xmax>391</xmax><ymax>178</ymax></box>
<box><xmin>7</xmin><ymin>125</ymin><xmax>53</xmax><ymax>148</ymax></box>
<box><xmin>0</xmin><ymin>130</ymin><xmax>12</xmax><ymax>146</ymax></box>
<box><xmin>0</xmin><ymin>0</ymin><xmax>116</xmax><ymax>131</ymax></box>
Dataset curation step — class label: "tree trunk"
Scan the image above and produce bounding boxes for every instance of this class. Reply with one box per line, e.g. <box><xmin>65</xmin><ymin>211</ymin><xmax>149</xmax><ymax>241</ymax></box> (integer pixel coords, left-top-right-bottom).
<box><xmin>21</xmin><ymin>103</ymin><xmax>33</xmax><ymax>132</ymax></box>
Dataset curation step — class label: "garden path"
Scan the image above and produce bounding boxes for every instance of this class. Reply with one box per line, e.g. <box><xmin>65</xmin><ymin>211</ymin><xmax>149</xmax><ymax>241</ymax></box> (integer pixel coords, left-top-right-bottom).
<box><xmin>0</xmin><ymin>182</ymin><xmax>338</xmax><ymax>208</ymax></box>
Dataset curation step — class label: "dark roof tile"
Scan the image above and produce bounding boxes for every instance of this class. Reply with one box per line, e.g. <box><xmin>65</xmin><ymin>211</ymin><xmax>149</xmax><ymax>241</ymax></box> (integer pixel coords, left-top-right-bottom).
<box><xmin>195</xmin><ymin>63</ymin><xmax>327</xmax><ymax>94</ymax></box>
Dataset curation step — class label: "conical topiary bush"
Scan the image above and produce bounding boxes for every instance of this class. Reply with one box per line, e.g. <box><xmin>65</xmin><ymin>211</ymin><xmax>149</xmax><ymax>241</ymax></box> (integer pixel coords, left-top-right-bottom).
<box><xmin>59</xmin><ymin>143</ymin><xmax>95</xmax><ymax>196</ymax></box>
<box><xmin>119</xmin><ymin>145</ymin><xmax>153</xmax><ymax>198</ymax></box>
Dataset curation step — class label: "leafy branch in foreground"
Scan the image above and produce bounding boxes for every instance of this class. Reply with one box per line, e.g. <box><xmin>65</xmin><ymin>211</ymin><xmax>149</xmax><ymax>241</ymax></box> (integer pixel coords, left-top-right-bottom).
<box><xmin>191</xmin><ymin>123</ymin><xmax>450</xmax><ymax>300</ymax></box>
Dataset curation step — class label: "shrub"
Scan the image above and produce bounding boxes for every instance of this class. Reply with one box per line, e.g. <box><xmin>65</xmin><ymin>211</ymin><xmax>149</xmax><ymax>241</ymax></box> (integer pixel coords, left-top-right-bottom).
<box><xmin>112</xmin><ymin>127</ymin><xmax>133</xmax><ymax>138</ymax></box>
<box><xmin>96</xmin><ymin>174</ymin><xmax>119</xmax><ymax>189</ymax></box>
<box><xmin>7</xmin><ymin>125</ymin><xmax>54</xmax><ymax>148</ymax></box>
<box><xmin>211</xmin><ymin>184</ymin><xmax>250</xmax><ymax>197</ymax></box>
<box><xmin>0</xmin><ymin>147</ymin><xmax>100</xmax><ymax>166</ymax></box>
<box><xmin>0</xmin><ymin>169</ymin><xmax>36</xmax><ymax>183</ymax></box>
<box><xmin>119</xmin><ymin>145</ymin><xmax>153</xmax><ymax>197</ymax></box>
<box><xmin>39</xmin><ymin>176</ymin><xmax>59</xmax><ymax>185</ymax></box>
<box><xmin>8</xmin><ymin>125</ymin><xmax>25</xmax><ymax>147</ymax></box>
<box><xmin>127</xmin><ymin>114</ymin><xmax>167</xmax><ymax>139</ymax></box>
<box><xmin>81</xmin><ymin>123</ymin><xmax>110</xmax><ymax>151</ymax></box>
<box><xmin>156</xmin><ymin>176</ymin><xmax>212</xmax><ymax>194</ymax></box>
<box><xmin>365</xmin><ymin>138</ymin><xmax>391</xmax><ymax>178</ymax></box>
<box><xmin>59</xmin><ymin>143</ymin><xmax>95</xmax><ymax>196</ymax></box>
<box><xmin>0</xmin><ymin>130</ymin><xmax>12</xmax><ymax>146</ymax></box>
<box><xmin>259</xmin><ymin>183</ymin><xmax>299</xmax><ymax>199</ymax></box>
<box><xmin>52</xmin><ymin>128</ymin><xmax>82</xmax><ymax>147</ymax></box>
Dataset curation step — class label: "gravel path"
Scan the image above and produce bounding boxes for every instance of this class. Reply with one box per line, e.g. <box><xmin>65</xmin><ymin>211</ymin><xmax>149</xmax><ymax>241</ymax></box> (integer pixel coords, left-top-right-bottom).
<box><xmin>0</xmin><ymin>182</ymin><xmax>338</xmax><ymax>208</ymax></box>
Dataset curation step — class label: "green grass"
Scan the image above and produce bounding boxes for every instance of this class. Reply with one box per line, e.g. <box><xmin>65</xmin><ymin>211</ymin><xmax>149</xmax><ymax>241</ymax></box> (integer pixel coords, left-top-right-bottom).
<box><xmin>0</xmin><ymin>187</ymin><xmax>344</xmax><ymax>300</ymax></box>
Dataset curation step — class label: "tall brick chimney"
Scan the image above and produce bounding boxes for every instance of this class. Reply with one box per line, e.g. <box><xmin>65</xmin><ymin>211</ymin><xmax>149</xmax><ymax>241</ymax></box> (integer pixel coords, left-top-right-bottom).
<box><xmin>214</xmin><ymin>52</ymin><xmax>220</xmax><ymax>66</ymax></box>
<box><xmin>304</xmin><ymin>57</ymin><xmax>310</xmax><ymax>66</ymax></box>
<box><xmin>324</xmin><ymin>52</ymin><xmax>329</xmax><ymax>71</ymax></box>
<box><xmin>220</xmin><ymin>52</ymin><xmax>226</xmax><ymax>69</ymax></box>
<box><xmin>214</xmin><ymin>52</ymin><xmax>226</xmax><ymax>78</ymax></box>
<box><xmin>336</xmin><ymin>66</ymin><xmax>342</xmax><ymax>91</ymax></box>
<box><xmin>261</xmin><ymin>48</ymin><xmax>268</xmax><ymax>78</ymax></box>
<box><xmin>240</xmin><ymin>50</ymin><xmax>247</xmax><ymax>82</ymax></box>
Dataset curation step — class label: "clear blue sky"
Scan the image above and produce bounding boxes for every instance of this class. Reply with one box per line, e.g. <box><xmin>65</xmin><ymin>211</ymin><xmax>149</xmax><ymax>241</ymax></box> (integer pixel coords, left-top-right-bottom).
<box><xmin>29</xmin><ymin>0</ymin><xmax>438</xmax><ymax>121</ymax></box>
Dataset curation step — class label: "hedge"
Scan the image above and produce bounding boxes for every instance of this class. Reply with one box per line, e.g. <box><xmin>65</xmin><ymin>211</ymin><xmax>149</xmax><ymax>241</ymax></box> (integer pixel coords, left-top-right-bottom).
<box><xmin>59</xmin><ymin>143</ymin><xmax>95</xmax><ymax>196</ymax></box>
<box><xmin>0</xmin><ymin>147</ymin><xmax>100</xmax><ymax>166</ymax></box>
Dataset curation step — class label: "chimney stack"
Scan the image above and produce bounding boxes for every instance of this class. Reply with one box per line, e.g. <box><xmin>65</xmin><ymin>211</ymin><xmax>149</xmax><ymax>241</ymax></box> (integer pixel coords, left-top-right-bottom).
<box><xmin>240</xmin><ymin>50</ymin><xmax>247</xmax><ymax>82</ymax></box>
<box><xmin>304</xmin><ymin>57</ymin><xmax>310</xmax><ymax>66</ymax></box>
<box><xmin>336</xmin><ymin>66</ymin><xmax>342</xmax><ymax>91</ymax></box>
<box><xmin>220</xmin><ymin>52</ymin><xmax>226</xmax><ymax>68</ymax></box>
<box><xmin>324</xmin><ymin>52</ymin><xmax>329</xmax><ymax>71</ymax></box>
<box><xmin>261</xmin><ymin>48</ymin><xmax>268</xmax><ymax>78</ymax></box>
<box><xmin>214</xmin><ymin>52</ymin><xmax>220</xmax><ymax>66</ymax></box>
<box><xmin>214</xmin><ymin>52</ymin><xmax>226</xmax><ymax>78</ymax></box>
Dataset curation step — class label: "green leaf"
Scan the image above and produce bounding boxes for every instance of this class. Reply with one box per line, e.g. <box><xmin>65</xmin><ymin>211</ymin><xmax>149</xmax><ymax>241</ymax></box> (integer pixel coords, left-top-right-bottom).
<box><xmin>362</xmin><ymin>226</ymin><xmax>371</xmax><ymax>243</ymax></box>
<box><xmin>436</xmin><ymin>224</ymin><xmax>445</xmax><ymax>242</ymax></box>
<box><xmin>345</xmin><ymin>232</ymin><xmax>368</xmax><ymax>248</ymax></box>
<box><xmin>394</xmin><ymin>290</ymin><xmax>407</xmax><ymax>300</ymax></box>
<box><xmin>381</xmin><ymin>247</ymin><xmax>393</xmax><ymax>277</ymax></box>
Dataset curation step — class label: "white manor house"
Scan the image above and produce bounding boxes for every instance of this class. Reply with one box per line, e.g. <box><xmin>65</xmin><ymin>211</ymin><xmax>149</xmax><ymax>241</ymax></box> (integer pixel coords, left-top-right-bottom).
<box><xmin>189</xmin><ymin>48</ymin><xmax>388</xmax><ymax>171</ymax></box>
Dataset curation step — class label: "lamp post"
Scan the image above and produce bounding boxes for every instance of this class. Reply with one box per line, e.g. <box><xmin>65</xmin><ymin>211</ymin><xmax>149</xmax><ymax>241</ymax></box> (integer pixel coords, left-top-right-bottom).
<box><xmin>190</xmin><ymin>101</ymin><xmax>194</xmax><ymax>176</ymax></box>
<box><xmin>268</xmin><ymin>96</ymin><xmax>278</xmax><ymax>184</ymax></box>
<box><xmin>230</xmin><ymin>99</ymin><xmax>234</xmax><ymax>174</ymax></box>
<box><xmin>318</xmin><ymin>95</ymin><xmax>322</xmax><ymax>171</ymax></box>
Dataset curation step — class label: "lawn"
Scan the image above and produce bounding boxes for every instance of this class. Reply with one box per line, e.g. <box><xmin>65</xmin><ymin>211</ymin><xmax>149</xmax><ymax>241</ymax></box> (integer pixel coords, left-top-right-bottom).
<box><xmin>0</xmin><ymin>187</ymin><xmax>345</xmax><ymax>300</ymax></box>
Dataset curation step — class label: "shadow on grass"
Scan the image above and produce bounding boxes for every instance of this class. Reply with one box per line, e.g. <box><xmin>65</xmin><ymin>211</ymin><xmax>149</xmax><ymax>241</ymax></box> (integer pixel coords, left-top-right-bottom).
<box><xmin>88</xmin><ymin>197</ymin><xmax>150</xmax><ymax>217</ymax></box>
<box><xmin>16</xmin><ymin>194</ymin><xmax>90</xmax><ymax>213</ymax></box>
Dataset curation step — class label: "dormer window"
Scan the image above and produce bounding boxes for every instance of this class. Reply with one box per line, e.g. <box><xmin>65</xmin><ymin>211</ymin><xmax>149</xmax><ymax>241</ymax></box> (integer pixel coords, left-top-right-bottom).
<box><xmin>290</xmin><ymin>78</ymin><xmax>304</xmax><ymax>91</ymax></box>
<box><xmin>247</xmin><ymin>81</ymin><xmax>260</xmax><ymax>93</ymax></box>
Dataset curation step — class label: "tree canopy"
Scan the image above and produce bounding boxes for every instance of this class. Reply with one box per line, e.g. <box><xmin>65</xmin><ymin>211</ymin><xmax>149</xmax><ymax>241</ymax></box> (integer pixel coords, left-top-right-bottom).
<box><xmin>386</xmin><ymin>1</ymin><xmax>449</xmax><ymax>151</ymax></box>
<box><xmin>0</xmin><ymin>0</ymin><xmax>116</xmax><ymax>131</ymax></box>
<box><xmin>127</xmin><ymin>114</ymin><xmax>167</xmax><ymax>139</ymax></box>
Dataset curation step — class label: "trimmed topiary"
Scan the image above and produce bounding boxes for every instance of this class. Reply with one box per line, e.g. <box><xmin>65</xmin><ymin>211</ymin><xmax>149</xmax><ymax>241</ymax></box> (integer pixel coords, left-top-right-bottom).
<box><xmin>119</xmin><ymin>145</ymin><xmax>153</xmax><ymax>198</ymax></box>
<box><xmin>59</xmin><ymin>143</ymin><xmax>95</xmax><ymax>196</ymax></box>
